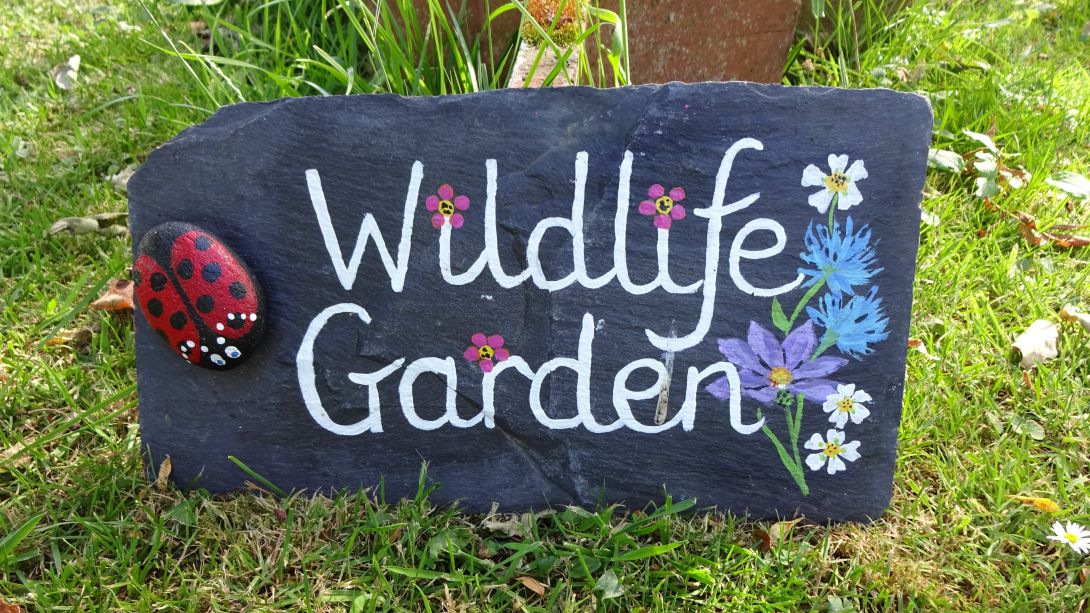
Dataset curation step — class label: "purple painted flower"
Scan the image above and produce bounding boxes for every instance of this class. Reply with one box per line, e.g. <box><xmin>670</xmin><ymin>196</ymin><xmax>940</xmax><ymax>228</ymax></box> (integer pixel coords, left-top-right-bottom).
<box><xmin>707</xmin><ymin>320</ymin><xmax>847</xmax><ymax>406</ymax></box>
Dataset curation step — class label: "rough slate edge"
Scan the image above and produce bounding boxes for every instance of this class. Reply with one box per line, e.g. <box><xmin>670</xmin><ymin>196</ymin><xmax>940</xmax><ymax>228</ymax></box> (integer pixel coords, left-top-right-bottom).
<box><xmin>129</xmin><ymin>81</ymin><xmax>932</xmax><ymax>521</ymax></box>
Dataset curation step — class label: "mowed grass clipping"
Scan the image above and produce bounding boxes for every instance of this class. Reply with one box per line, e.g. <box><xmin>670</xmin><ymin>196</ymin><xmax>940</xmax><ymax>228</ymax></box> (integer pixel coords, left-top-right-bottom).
<box><xmin>2</xmin><ymin>0</ymin><xmax>1090</xmax><ymax>610</ymax></box>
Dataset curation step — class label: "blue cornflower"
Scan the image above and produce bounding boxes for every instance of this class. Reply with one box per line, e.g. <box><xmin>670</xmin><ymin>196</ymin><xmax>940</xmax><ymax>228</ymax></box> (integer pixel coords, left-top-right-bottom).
<box><xmin>807</xmin><ymin>287</ymin><xmax>889</xmax><ymax>359</ymax></box>
<box><xmin>798</xmin><ymin>217</ymin><xmax>882</xmax><ymax>298</ymax></box>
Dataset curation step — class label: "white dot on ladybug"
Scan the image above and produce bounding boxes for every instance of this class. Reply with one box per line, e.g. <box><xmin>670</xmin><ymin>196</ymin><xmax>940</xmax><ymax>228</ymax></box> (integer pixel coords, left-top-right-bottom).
<box><xmin>201</xmin><ymin>345</ymin><xmax>208</xmax><ymax>353</ymax></box>
<box><xmin>180</xmin><ymin>345</ymin><xmax>188</xmax><ymax>353</ymax></box>
<box><xmin>249</xmin><ymin>313</ymin><xmax>257</xmax><ymax>321</ymax></box>
<box><xmin>210</xmin><ymin>354</ymin><xmax>225</xmax><ymax>366</ymax></box>
<box><xmin>216</xmin><ymin>323</ymin><xmax>224</xmax><ymax>331</ymax></box>
<box><xmin>217</xmin><ymin>337</ymin><xmax>225</xmax><ymax>345</ymax></box>
<box><xmin>186</xmin><ymin>340</ymin><xmax>195</xmax><ymax>348</ymax></box>
<box><xmin>227</xmin><ymin>313</ymin><xmax>235</xmax><ymax>320</ymax></box>
<box><xmin>225</xmin><ymin>346</ymin><xmax>241</xmax><ymax>359</ymax></box>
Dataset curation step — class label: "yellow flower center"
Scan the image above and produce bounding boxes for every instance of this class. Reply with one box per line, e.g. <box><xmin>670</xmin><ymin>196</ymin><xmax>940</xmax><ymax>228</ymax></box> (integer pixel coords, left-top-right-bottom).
<box><xmin>655</xmin><ymin>196</ymin><xmax>674</xmax><ymax>215</ymax></box>
<box><xmin>477</xmin><ymin>345</ymin><xmax>495</xmax><ymax>361</ymax></box>
<box><xmin>823</xmin><ymin>442</ymin><xmax>843</xmax><ymax>457</ymax></box>
<box><xmin>837</xmin><ymin>398</ymin><xmax>855</xmax><ymax>413</ymax></box>
<box><xmin>438</xmin><ymin>199</ymin><xmax>455</xmax><ymax>216</ymax></box>
<box><xmin>1066</xmin><ymin>532</ymin><xmax>1080</xmax><ymax>543</ymax></box>
<box><xmin>823</xmin><ymin>171</ymin><xmax>850</xmax><ymax>193</ymax></box>
<box><xmin>769</xmin><ymin>367</ymin><xmax>793</xmax><ymax>388</ymax></box>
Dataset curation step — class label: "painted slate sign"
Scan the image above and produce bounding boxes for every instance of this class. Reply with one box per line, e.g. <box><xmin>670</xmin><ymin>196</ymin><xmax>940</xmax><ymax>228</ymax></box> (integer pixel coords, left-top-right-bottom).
<box><xmin>129</xmin><ymin>82</ymin><xmax>931</xmax><ymax>521</ymax></box>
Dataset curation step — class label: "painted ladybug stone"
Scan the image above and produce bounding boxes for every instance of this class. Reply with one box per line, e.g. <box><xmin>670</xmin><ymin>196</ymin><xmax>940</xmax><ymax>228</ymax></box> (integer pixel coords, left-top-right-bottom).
<box><xmin>134</xmin><ymin>222</ymin><xmax>265</xmax><ymax>370</ymax></box>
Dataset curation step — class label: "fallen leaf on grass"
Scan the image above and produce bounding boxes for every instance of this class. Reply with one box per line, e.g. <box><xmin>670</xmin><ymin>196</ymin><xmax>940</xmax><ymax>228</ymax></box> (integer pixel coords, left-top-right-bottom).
<box><xmin>45</xmin><ymin>327</ymin><xmax>93</xmax><ymax>348</ymax></box>
<box><xmin>964</xmin><ymin>129</ymin><xmax>998</xmax><ymax>153</ymax></box>
<box><xmin>89</xmin><ymin>279</ymin><xmax>134</xmax><ymax>312</ymax></box>
<box><xmin>1045</xmin><ymin>171</ymin><xmax>1090</xmax><ymax>199</ymax></box>
<box><xmin>48</xmin><ymin>212</ymin><xmax>128</xmax><ymax>237</ymax></box>
<box><xmin>928</xmin><ymin>148</ymin><xmax>965</xmax><ymax>173</ymax></box>
<box><xmin>1009</xmin><ymin>495</ymin><xmax>1061</xmax><ymax>513</ymax></box>
<box><xmin>518</xmin><ymin>576</ymin><xmax>547</xmax><ymax>596</ymax></box>
<box><xmin>1014</xmin><ymin>211</ymin><xmax>1090</xmax><ymax>249</ymax></box>
<box><xmin>0</xmin><ymin>599</ymin><xmax>23</xmax><ymax>613</ymax></box>
<box><xmin>908</xmin><ymin>338</ymin><xmax>940</xmax><ymax>360</ymax></box>
<box><xmin>0</xmin><ymin>441</ymin><xmax>31</xmax><ymax>470</ymax></box>
<box><xmin>1012</xmin><ymin>319</ymin><xmax>1058</xmax><ymax>368</ymax></box>
<box><xmin>107</xmin><ymin>165</ymin><xmax>137</xmax><ymax>192</ymax></box>
<box><xmin>1060</xmin><ymin>305</ymin><xmax>1090</xmax><ymax>333</ymax></box>
<box><xmin>1010</xmin><ymin>415</ymin><xmax>1045</xmax><ymax>440</ymax></box>
<box><xmin>51</xmin><ymin>54</ymin><xmax>80</xmax><ymax>90</ymax></box>
<box><xmin>594</xmin><ymin>569</ymin><xmax>623</xmax><ymax>599</ymax></box>
<box><xmin>753</xmin><ymin>517</ymin><xmax>803</xmax><ymax>552</ymax></box>
<box><xmin>770</xmin><ymin>517</ymin><xmax>802</xmax><ymax>543</ymax></box>
<box><xmin>155</xmin><ymin>455</ymin><xmax>172</xmax><ymax>491</ymax></box>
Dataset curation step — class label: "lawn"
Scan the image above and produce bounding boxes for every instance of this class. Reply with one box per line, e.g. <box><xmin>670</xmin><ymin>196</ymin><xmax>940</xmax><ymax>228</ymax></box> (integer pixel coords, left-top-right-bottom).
<box><xmin>2</xmin><ymin>0</ymin><xmax>1090</xmax><ymax>610</ymax></box>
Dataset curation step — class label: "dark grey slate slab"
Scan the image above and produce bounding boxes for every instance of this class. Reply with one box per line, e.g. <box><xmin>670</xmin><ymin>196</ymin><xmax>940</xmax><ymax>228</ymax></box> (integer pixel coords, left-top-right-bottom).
<box><xmin>129</xmin><ymin>82</ymin><xmax>931</xmax><ymax>521</ymax></box>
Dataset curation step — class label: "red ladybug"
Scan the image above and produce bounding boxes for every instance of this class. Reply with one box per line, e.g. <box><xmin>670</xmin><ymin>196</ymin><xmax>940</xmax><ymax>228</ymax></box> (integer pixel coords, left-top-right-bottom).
<box><xmin>134</xmin><ymin>222</ymin><xmax>265</xmax><ymax>370</ymax></box>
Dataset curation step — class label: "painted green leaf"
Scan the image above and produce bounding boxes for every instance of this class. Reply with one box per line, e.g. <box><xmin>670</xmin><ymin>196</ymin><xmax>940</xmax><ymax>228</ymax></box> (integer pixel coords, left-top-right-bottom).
<box><xmin>771</xmin><ymin>298</ymin><xmax>791</xmax><ymax>333</ymax></box>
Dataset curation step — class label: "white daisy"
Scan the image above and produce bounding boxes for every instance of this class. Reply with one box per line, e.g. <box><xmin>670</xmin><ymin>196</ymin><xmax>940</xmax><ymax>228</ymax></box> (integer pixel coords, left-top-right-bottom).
<box><xmin>1048</xmin><ymin>521</ymin><xmax>1090</xmax><ymax>555</ymax></box>
<box><xmin>822</xmin><ymin>384</ymin><xmax>872</xmax><ymax>429</ymax></box>
<box><xmin>801</xmin><ymin>154</ymin><xmax>868</xmax><ymax>213</ymax></box>
<box><xmin>804</xmin><ymin>429</ymin><xmax>861</xmax><ymax>475</ymax></box>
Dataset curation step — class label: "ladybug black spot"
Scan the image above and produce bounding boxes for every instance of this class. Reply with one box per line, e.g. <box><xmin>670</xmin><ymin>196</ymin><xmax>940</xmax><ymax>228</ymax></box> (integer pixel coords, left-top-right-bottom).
<box><xmin>196</xmin><ymin>295</ymin><xmax>214</xmax><ymax>313</ymax></box>
<box><xmin>170</xmin><ymin>311</ymin><xmax>188</xmax><ymax>330</ymax></box>
<box><xmin>133</xmin><ymin>270</ymin><xmax>142</xmax><ymax>287</ymax></box>
<box><xmin>147</xmin><ymin>298</ymin><xmax>163</xmax><ymax>318</ymax></box>
<box><xmin>229</xmin><ymin>280</ymin><xmax>247</xmax><ymax>299</ymax></box>
<box><xmin>150</xmin><ymin>272</ymin><xmax>168</xmax><ymax>291</ymax></box>
<box><xmin>227</xmin><ymin>316</ymin><xmax>245</xmax><ymax>329</ymax></box>
<box><xmin>202</xmin><ymin>262</ymin><xmax>222</xmax><ymax>283</ymax></box>
<box><xmin>194</xmin><ymin>235</ymin><xmax>212</xmax><ymax>251</ymax></box>
<box><xmin>176</xmin><ymin>259</ymin><xmax>194</xmax><ymax>280</ymax></box>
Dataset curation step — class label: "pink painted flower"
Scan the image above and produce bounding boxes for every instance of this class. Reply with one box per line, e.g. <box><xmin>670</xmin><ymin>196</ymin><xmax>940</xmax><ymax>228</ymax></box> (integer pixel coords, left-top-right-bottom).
<box><xmin>638</xmin><ymin>184</ymin><xmax>686</xmax><ymax>229</ymax></box>
<box><xmin>463</xmin><ymin>333</ymin><xmax>510</xmax><ymax>373</ymax></box>
<box><xmin>426</xmin><ymin>184</ymin><xmax>470</xmax><ymax>229</ymax></box>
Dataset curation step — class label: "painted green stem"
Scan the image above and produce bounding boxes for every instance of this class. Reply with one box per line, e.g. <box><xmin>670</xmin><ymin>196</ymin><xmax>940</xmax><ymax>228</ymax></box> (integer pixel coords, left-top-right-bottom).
<box><xmin>827</xmin><ymin>193</ymin><xmax>839</xmax><ymax>230</ymax></box>
<box><xmin>787</xmin><ymin>275</ymin><xmax>827</xmax><ymax>327</ymax></box>
<box><xmin>756</xmin><ymin>402</ymin><xmax>810</xmax><ymax>496</ymax></box>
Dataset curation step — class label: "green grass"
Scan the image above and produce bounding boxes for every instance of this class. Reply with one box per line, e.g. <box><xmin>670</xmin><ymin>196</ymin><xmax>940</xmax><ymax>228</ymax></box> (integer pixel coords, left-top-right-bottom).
<box><xmin>2</xmin><ymin>0</ymin><xmax>1090</xmax><ymax>610</ymax></box>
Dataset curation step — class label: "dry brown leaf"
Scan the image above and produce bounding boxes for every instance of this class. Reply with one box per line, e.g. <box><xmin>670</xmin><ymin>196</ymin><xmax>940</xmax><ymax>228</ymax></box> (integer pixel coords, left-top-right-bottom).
<box><xmin>0</xmin><ymin>599</ymin><xmax>24</xmax><ymax>613</ymax></box>
<box><xmin>108</xmin><ymin>165</ymin><xmax>137</xmax><ymax>192</ymax></box>
<box><xmin>754</xmin><ymin>517</ymin><xmax>803</xmax><ymax>552</ymax></box>
<box><xmin>1060</xmin><ymin>305</ymin><xmax>1090</xmax><ymax>333</ymax></box>
<box><xmin>908</xmin><ymin>338</ymin><xmax>940</xmax><ymax>361</ymax></box>
<box><xmin>752</xmin><ymin>527</ymin><xmax>771</xmax><ymax>552</ymax></box>
<box><xmin>518</xmin><ymin>576</ymin><xmax>547</xmax><ymax>597</ymax></box>
<box><xmin>0</xmin><ymin>440</ymin><xmax>31</xmax><ymax>471</ymax></box>
<box><xmin>1013</xmin><ymin>211</ymin><xmax>1090</xmax><ymax>249</ymax></box>
<box><xmin>45</xmin><ymin>327</ymin><xmax>93</xmax><ymax>348</ymax></box>
<box><xmin>441</xmin><ymin>585</ymin><xmax>458</xmax><ymax>613</ymax></box>
<box><xmin>1012</xmin><ymin>319</ymin><xmax>1058</xmax><ymax>369</ymax></box>
<box><xmin>768</xmin><ymin>517</ymin><xmax>803</xmax><ymax>545</ymax></box>
<box><xmin>155</xmin><ymin>455</ymin><xmax>172</xmax><ymax>491</ymax></box>
<box><xmin>1008</xmin><ymin>495</ymin><xmax>1062</xmax><ymax>513</ymax></box>
<box><xmin>89</xmin><ymin>279</ymin><xmax>134</xmax><ymax>312</ymax></box>
<box><xmin>51</xmin><ymin>54</ymin><xmax>80</xmax><ymax>90</ymax></box>
<box><xmin>48</xmin><ymin>212</ymin><xmax>127</xmax><ymax>237</ymax></box>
